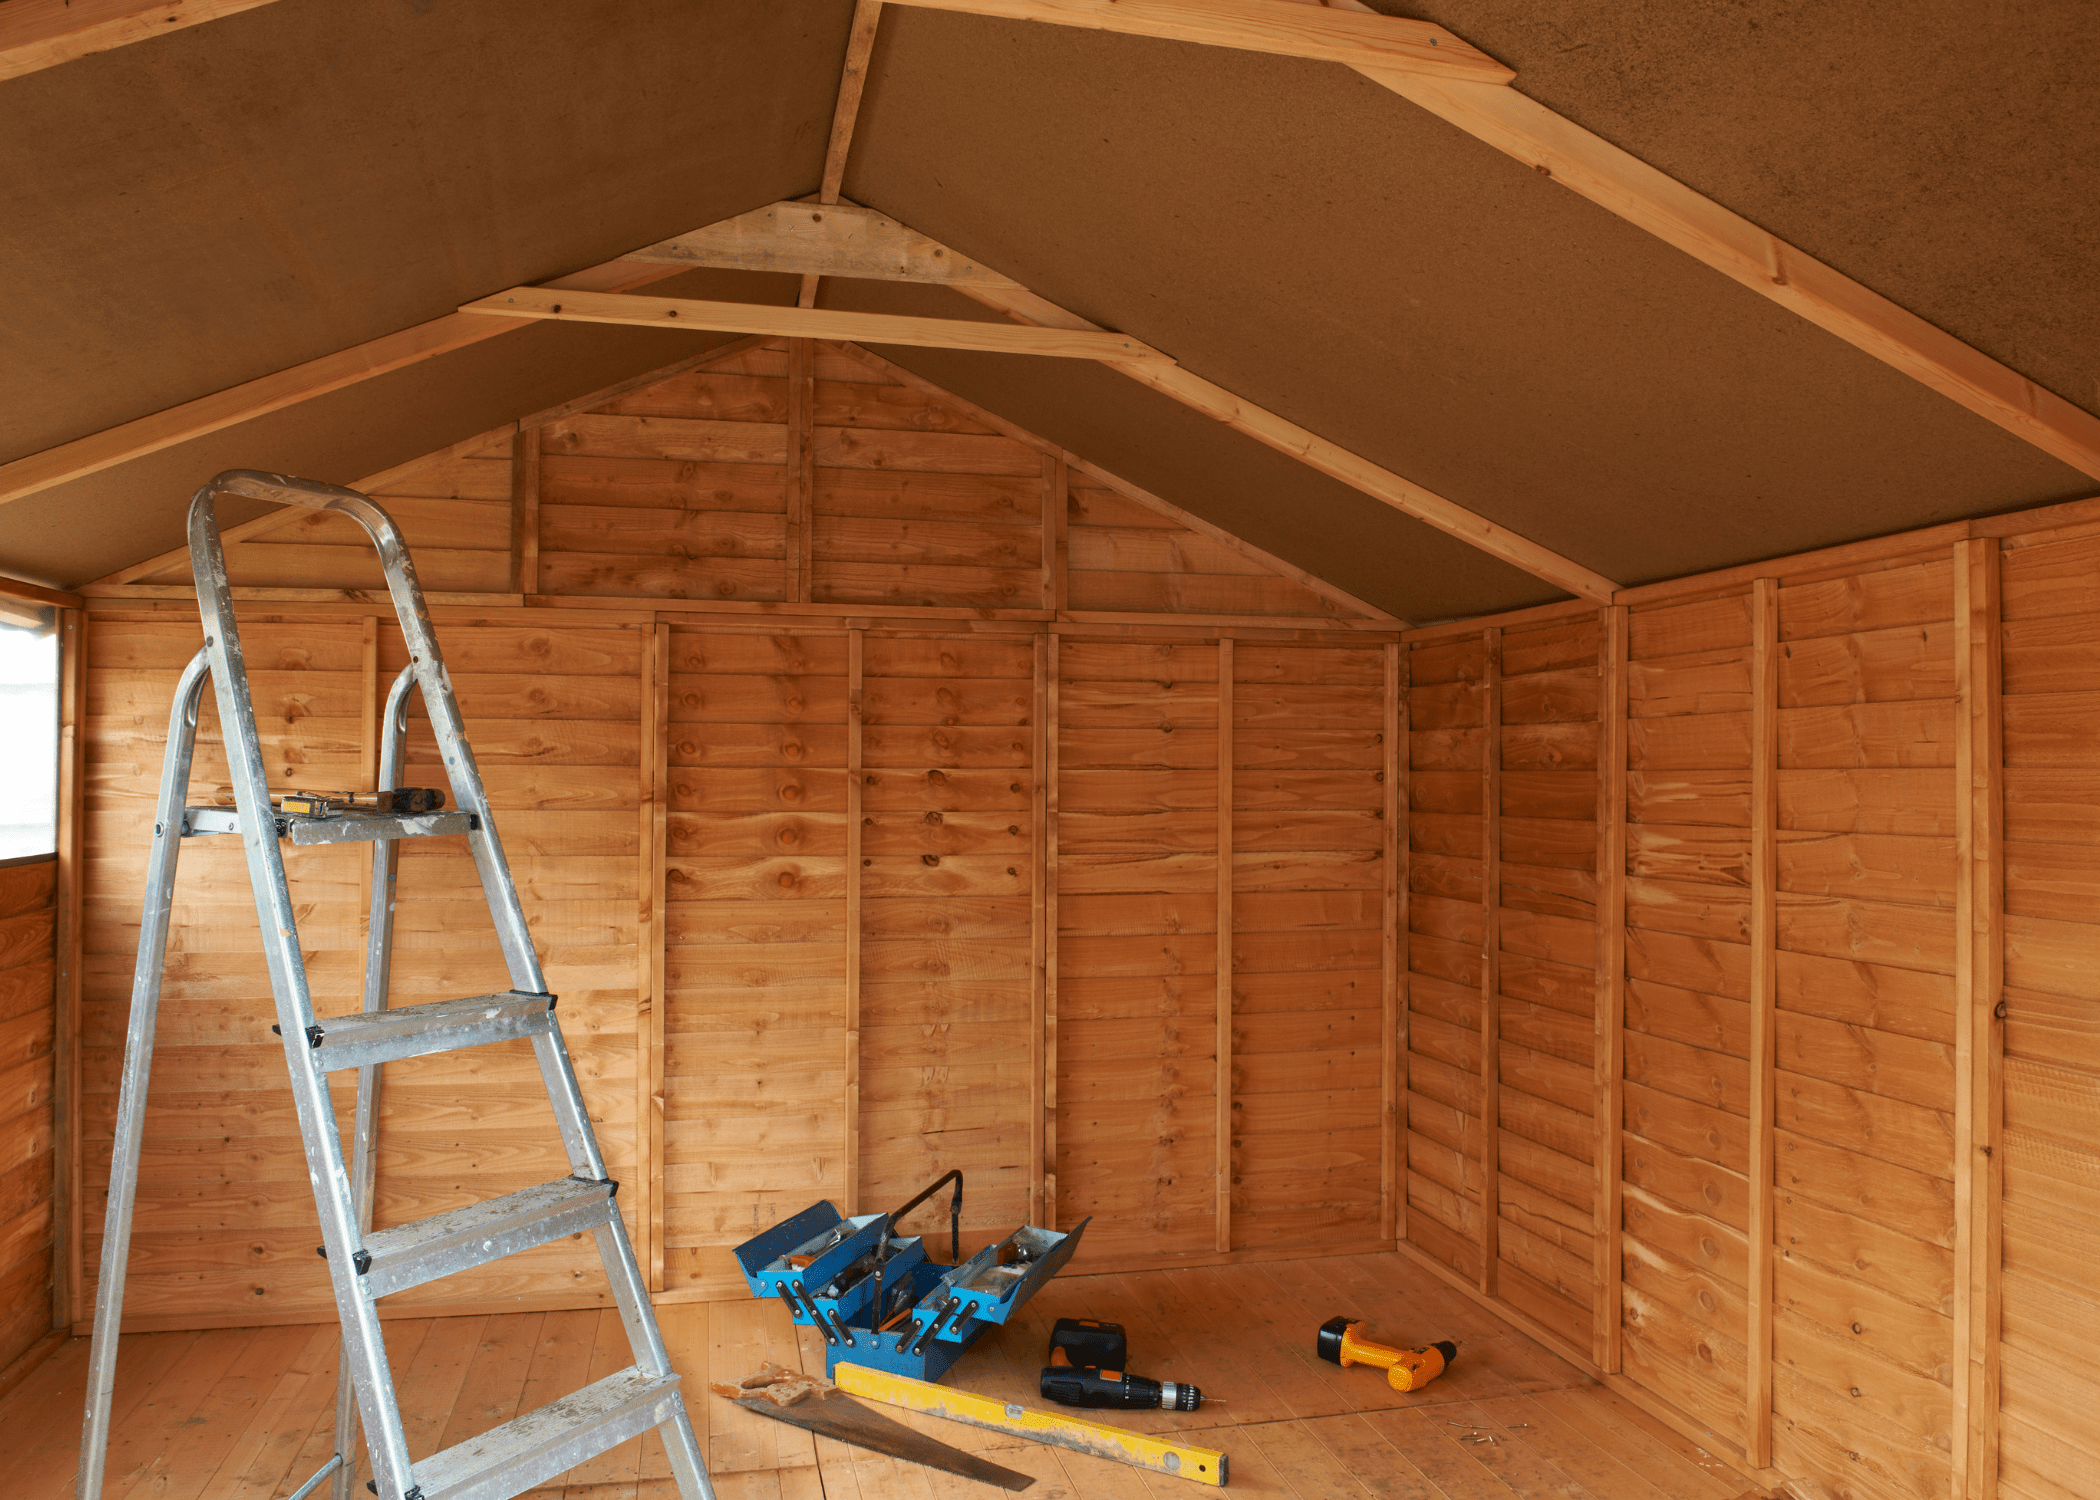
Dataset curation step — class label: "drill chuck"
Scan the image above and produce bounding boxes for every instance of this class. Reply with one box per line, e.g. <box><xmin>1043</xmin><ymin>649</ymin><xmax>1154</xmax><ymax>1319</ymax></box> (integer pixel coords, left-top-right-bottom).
<box><xmin>1040</xmin><ymin>1367</ymin><xmax>1204</xmax><ymax>1411</ymax></box>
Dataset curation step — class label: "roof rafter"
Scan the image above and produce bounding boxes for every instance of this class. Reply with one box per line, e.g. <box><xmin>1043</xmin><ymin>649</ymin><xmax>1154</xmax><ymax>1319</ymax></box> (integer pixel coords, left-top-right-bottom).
<box><xmin>0</xmin><ymin>0</ymin><xmax>276</xmax><ymax>81</ymax></box>
<box><xmin>953</xmin><ymin>275</ymin><xmax>1619</xmax><ymax>602</ymax></box>
<box><xmin>1360</xmin><ymin>64</ymin><xmax>2100</xmax><ymax>482</ymax></box>
<box><xmin>0</xmin><ymin>247</ymin><xmax>684</xmax><ymax>508</ymax></box>
<box><xmin>457</xmin><ymin>285</ymin><xmax>1171</xmax><ymax>362</ymax></box>
<box><xmin>609</xmin><ymin>199</ymin><xmax>1614</xmax><ymax>598</ymax></box>
<box><xmin>883</xmin><ymin>0</ymin><xmax>1511</xmax><ymax>82</ymax></box>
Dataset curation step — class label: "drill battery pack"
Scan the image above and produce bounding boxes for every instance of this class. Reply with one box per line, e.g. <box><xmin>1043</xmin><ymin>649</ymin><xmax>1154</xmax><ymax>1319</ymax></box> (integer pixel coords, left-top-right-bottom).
<box><xmin>1047</xmin><ymin>1317</ymin><xmax>1127</xmax><ymax>1370</ymax></box>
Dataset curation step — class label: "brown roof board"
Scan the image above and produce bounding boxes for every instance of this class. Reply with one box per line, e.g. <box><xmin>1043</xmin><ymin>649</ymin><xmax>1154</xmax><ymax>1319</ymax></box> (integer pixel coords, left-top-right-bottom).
<box><xmin>842</xmin><ymin>8</ymin><xmax>2092</xmax><ymax>597</ymax></box>
<box><xmin>2</xmin><ymin>0</ymin><xmax>2096</xmax><ymax>615</ymax></box>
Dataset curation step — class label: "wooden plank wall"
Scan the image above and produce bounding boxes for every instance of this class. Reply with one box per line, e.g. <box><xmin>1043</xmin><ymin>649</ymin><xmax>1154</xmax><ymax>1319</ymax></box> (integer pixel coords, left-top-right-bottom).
<box><xmin>1229</xmin><ymin>643</ymin><xmax>1389</xmax><ymax>1251</ymax></box>
<box><xmin>1388</xmin><ymin>520</ymin><xmax>2100</xmax><ymax>1500</ymax></box>
<box><xmin>1994</xmin><ymin>527</ymin><xmax>2100</xmax><ymax>1500</ymax></box>
<box><xmin>67</xmin><ymin>332</ymin><xmax>2100</xmax><ymax>1500</ymax></box>
<box><xmin>80</xmin><ymin>614</ymin><xmax>646</xmax><ymax>1329</ymax></box>
<box><xmin>659</xmin><ymin>626</ymin><xmax>851</xmax><ymax>1293</ymax></box>
<box><xmin>1404</xmin><ymin>618</ymin><xmax>1604</xmax><ymax>1355</ymax></box>
<box><xmin>71</xmin><ymin>337</ymin><xmax>1402</xmax><ymax>1322</ymax></box>
<box><xmin>0</xmin><ymin>857</ymin><xmax>58</xmax><ymax>1370</ymax></box>
<box><xmin>1618</xmin><ymin>590</ymin><xmax>1756</xmax><ymax>1450</ymax></box>
<box><xmin>1055</xmin><ymin>639</ymin><xmax>1220</xmax><ymax>1262</ymax></box>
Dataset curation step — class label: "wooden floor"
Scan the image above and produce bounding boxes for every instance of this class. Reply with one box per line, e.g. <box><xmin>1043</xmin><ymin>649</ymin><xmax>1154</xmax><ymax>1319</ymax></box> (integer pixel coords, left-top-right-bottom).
<box><xmin>1</xmin><ymin>1251</ymin><xmax>1756</xmax><ymax>1499</ymax></box>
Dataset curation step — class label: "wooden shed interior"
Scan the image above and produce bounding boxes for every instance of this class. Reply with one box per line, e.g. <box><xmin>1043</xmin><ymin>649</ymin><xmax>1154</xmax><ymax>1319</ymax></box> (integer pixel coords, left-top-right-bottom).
<box><xmin>2</xmin><ymin>3</ymin><xmax>2098</xmax><ymax>1498</ymax></box>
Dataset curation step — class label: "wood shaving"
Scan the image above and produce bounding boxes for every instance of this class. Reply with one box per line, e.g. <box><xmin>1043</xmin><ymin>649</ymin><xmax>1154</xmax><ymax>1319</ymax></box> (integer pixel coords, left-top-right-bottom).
<box><xmin>738</xmin><ymin>1361</ymin><xmax>797</xmax><ymax>1389</ymax></box>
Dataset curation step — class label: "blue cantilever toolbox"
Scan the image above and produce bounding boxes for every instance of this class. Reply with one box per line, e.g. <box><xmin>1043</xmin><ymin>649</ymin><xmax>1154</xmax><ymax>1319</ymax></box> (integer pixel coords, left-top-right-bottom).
<box><xmin>732</xmin><ymin>1171</ymin><xmax>1089</xmax><ymax>1380</ymax></box>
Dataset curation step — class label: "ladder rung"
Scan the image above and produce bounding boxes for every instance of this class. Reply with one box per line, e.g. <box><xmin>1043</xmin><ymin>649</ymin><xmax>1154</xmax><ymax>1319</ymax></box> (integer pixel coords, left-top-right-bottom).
<box><xmin>308</xmin><ymin>991</ymin><xmax>556</xmax><ymax>1071</ymax></box>
<box><xmin>410</xmin><ymin>1366</ymin><xmax>682</xmax><ymax>1500</ymax></box>
<box><xmin>359</xmin><ymin>1177</ymin><xmax>617</xmax><ymax>1299</ymax></box>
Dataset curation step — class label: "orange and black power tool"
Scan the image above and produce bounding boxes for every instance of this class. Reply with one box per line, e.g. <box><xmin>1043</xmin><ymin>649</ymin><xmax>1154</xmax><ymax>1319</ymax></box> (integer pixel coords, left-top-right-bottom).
<box><xmin>1040</xmin><ymin>1318</ymin><xmax>1206</xmax><ymax>1411</ymax></box>
<box><xmin>1317</xmin><ymin>1316</ymin><xmax>1457</xmax><ymax>1392</ymax></box>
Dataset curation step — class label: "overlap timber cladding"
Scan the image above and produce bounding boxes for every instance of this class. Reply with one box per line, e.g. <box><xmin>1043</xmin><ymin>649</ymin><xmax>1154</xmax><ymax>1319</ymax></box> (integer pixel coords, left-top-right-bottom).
<box><xmin>660</xmin><ymin>628</ymin><xmax>851</xmax><ymax>1287</ymax></box>
<box><xmin>81</xmin><ymin>616</ymin><xmax>644</xmax><ymax>1327</ymax></box>
<box><xmin>77</xmin><ymin>339</ymin><xmax>1393</xmax><ymax>1325</ymax></box>
<box><xmin>1405</xmin><ymin>618</ymin><xmax>1603</xmax><ymax>1351</ymax></box>
<box><xmin>1997</xmin><ymin>530</ymin><xmax>2100</xmax><ymax>1500</ymax></box>
<box><xmin>1230</xmin><ymin>644</ymin><xmax>1390</xmax><ymax>1251</ymax></box>
<box><xmin>1055</xmin><ymin>640</ymin><xmax>1220</xmax><ymax>1261</ymax></box>
<box><xmin>131</xmin><ymin>433</ymin><xmax>517</xmax><ymax>592</ymax></box>
<box><xmin>0</xmin><ymin>857</ymin><xmax>58</xmax><ymax>1368</ymax></box>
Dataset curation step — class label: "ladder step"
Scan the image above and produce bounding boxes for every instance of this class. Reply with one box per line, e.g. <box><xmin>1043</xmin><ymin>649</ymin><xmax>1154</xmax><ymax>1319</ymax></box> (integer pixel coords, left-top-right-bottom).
<box><xmin>307</xmin><ymin>991</ymin><xmax>556</xmax><ymax>1071</ymax></box>
<box><xmin>359</xmin><ymin>1177</ymin><xmax>618</xmax><ymax>1298</ymax></box>
<box><xmin>409</xmin><ymin>1366</ymin><xmax>682</xmax><ymax>1500</ymax></box>
<box><xmin>182</xmin><ymin>804</ymin><xmax>476</xmax><ymax>845</ymax></box>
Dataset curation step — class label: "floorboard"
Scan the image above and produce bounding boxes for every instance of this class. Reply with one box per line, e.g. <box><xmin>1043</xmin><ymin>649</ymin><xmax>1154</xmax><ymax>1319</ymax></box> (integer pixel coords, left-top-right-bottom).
<box><xmin>0</xmin><ymin>1252</ymin><xmax>1755</xmax><ymax>1498</ymax></box>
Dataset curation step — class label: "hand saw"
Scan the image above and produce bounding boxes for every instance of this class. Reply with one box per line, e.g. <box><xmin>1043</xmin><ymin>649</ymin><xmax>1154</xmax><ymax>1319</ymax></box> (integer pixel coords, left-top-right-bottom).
<box><xmin>724</xmin><ymin>1388</ymin><xmax>1035</xmax><ymax>1490</ymax></box>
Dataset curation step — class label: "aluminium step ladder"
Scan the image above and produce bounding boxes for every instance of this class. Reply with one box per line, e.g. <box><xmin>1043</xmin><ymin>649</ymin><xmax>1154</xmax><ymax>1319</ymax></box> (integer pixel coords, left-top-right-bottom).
<box><xmin>77</xmin><ymin>472</ymin><xmax>716</xmax><ymax>1500</ymax></box>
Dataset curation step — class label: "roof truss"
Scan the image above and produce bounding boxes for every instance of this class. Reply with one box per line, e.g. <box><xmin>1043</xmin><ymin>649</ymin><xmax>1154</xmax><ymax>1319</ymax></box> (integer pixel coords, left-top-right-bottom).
<box><xmin>7</xmin><ymin>0</ymin><xmax>2096</xmax><ymax>604</ymax></box>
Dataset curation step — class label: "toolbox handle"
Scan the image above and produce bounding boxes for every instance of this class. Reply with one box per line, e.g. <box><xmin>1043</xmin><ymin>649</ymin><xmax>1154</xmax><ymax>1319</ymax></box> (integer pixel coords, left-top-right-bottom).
<box><xmin>887</xmin><ymin>1170</ymin><xmax>964</xmax><ymax>1266</ymax></box>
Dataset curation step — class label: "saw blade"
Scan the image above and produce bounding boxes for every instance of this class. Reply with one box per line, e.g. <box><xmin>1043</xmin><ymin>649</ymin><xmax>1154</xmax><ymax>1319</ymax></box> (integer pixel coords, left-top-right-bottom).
<box><xmin>727</xmin><ymin>1388</ymin><xmax>1035</xmax><ymax>1491</ymax></box>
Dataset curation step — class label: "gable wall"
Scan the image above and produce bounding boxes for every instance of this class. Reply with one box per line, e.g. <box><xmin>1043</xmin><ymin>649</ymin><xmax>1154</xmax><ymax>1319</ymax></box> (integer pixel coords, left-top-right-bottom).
<box><xmin>68</xmin><ymin>339</ymin><xmax>1400</xmax><ymax>1336</ymax></box>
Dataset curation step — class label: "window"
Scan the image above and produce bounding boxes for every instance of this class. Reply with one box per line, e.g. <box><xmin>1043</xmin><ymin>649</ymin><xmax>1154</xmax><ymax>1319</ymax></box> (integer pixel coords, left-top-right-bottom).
<box><xmin>0</xmin><ymin>604</ymin><xmax>59</xmax><ymax>860</ymax></box>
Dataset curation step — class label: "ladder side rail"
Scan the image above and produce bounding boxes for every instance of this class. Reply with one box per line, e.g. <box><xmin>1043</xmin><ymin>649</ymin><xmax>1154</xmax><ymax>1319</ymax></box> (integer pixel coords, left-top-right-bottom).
<box><xmin>354</xmin><ymin>664</ymin><xmax>417</xmax><ymax>1226</ymax></box>
<box><xmin>331</xmin><ymin>662</ymin><xmax>416</xmax><ymax>1500</ymax></box>
<box><xmin>188</xmin><ymin>484</ymin><xmax>419</xmax><ymax>1500</ymax></box>
<box><xmin>208</xmin><ymin>474</ymin><xmax>607</xmax><ymax>1181</ymax></box>
<box><xmin>202</xmin><ymin>472</ymin><xmax>546</xmax><ymax>995</ymax></box>
<box><xmin>76</xmin><ymin>647</ymin><xmax>211</xmax><ymax>1500</ymax></box>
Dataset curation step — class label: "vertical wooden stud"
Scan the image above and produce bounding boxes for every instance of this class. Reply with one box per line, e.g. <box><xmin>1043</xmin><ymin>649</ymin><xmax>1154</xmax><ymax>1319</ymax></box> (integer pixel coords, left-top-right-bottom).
<box><xmin>1953</xmin><ymin>538</ymin><xmax>2004</xmax><ymax>1500</ymax></box>
<box><xmin>1041</xmin><ymin>630</ymin><xmax>1060</xmax><ymax>1229</ymax></box>
<box><xmin>508</xmin><ymin>424</ymin><xmax>540</xmax><ymax>597</ymax></box>
<box><xmin>1382</xmin><ymin>642</ymin><xmax>1404</xmax><ymax>1244</ymax></box>
<box><xmin>1746</xmin><ymin>578</ymin><xmax>1779</xmax><ymax>1467</ymax></box>
<box><xmin>52</xmin><ymin>607</ymin><xmax>85</xmax><ymax>1328</ymax></box>
<box><xmin>846</xmin><ymin>627</ymin><xmax>865</xmax><ymax>1212</ymax></box>
<box><xmin>1215</xmin><ymin>635</ymin><xmax>1235</xmax><ymax>1255</ymax></box>
<box><xmin>641</xmin><ymin>620</ymin><xmax>670</xmax><ymax>1291</ymax></box>
<box><xmin>1480</xmin><ymin>626</ymin><xmax>1501</xmax><ymax>1294</ymax></box>
<box><xmin>1042</xmin><ymin>453</ymin><xmax>1069</xmax><ymax>613</ymax></box>
<box><xmin>1029</xmin><ymin>632</ymin><xmax>1050</xmax><ymax>1227</ymax></box>
<box><xmin>787</xmin><ymin>339</ymin><xmax>816</xmax><ymax>604</ymax></box>
<box><xmin>1594</xmin><ymin>604</ymin><xmax>1628</xmax><ymax>1372</ymax></box>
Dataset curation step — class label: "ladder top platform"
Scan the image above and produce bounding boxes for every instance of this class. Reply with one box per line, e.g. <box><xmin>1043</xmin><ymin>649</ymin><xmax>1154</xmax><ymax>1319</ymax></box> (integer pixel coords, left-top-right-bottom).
<box><xmin>182</xmin><ymin>804</ymin><xmax>479</xmax><ymax>845</ymax></box>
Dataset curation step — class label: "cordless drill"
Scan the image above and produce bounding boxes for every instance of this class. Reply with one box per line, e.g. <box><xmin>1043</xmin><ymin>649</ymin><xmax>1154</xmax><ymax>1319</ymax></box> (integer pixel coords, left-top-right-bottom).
<box><xmin>1039</xmin><ymin>1318</ymin><xmax>1206</xmax><ymax>1411</ymax></box>
<box><xmin>1316</xmin><ymin>1316</ymin><xmax>1457</xmax><ymax>1392</ymax></box>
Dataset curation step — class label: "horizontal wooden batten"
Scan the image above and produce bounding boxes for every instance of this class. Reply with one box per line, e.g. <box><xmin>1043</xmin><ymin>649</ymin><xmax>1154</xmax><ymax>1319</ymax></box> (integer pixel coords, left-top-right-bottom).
<box><xmin>461</xmin><ymin>287</ymin><xmax>1172</xmax><ymax>363</ymax></box>
<box><xmin>883</xmin><ymin>0</ymin><xmax>1514</xmax><ymax>82</ymax></box>
<box><xmin>0</xmin><ymin>575</ymin><xmax>82</xmax><ymax>610</ymax></box>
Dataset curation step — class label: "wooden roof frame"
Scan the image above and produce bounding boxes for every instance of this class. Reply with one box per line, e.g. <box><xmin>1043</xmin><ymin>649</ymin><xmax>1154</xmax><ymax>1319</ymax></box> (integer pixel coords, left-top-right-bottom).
<box><xmin>5</xmin><ymin>0</ymin><xmax>2098</xmax><ymax>605</ymax></box>
<box><xmin>82</xmin><ymin>330</ymin><xmax>1407</xmax><ymax>628</ymax></box>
